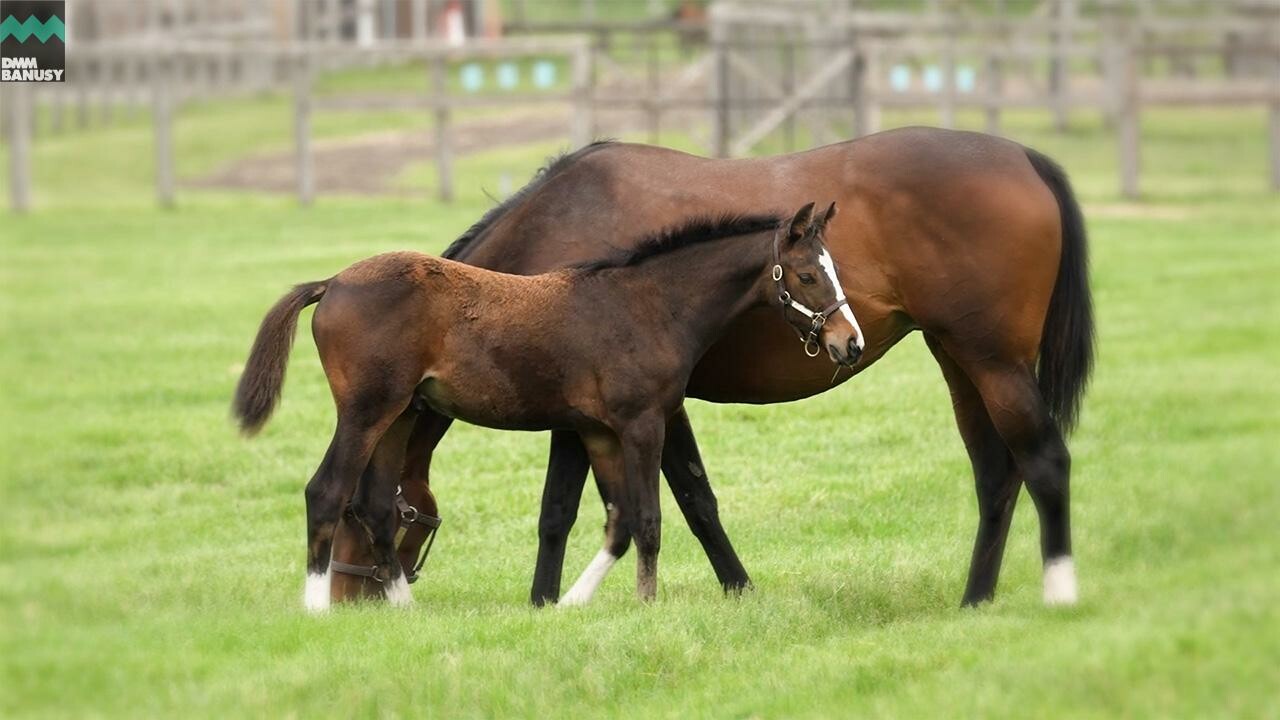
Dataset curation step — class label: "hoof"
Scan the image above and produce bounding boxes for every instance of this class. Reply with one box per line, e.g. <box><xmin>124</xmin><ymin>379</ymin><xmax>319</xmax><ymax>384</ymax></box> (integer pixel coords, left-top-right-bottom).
<box><xmin>1043</xmin><ymin>556</ymin><xmax>1078</xmax><ymax>606</ymax></box>
<box><xmin>304</xmin><ymin>571</ymin><xmax>332</xmax><ymax>613</ymax></box>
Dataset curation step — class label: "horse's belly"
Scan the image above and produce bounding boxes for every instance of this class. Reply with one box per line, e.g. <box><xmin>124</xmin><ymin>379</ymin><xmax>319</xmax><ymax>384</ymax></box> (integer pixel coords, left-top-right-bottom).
<box><xmin>416</xmin><ymin>376</ymin><xmax>566</xmax><ymax>432</ymax></box>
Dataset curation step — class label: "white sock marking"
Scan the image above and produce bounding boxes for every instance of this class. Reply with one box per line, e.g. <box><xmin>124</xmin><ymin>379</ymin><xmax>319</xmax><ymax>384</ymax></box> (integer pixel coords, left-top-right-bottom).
<box><xmin>384</xmin><ymin>573</ymin><xmax>414</xmax><ymax>607</ymax></box>
<box><xmin>817</xmin><ymin>248</ymin><xmax>865</xmax><ymax>350</ymax></box>
<box><xmin>1043</xmin><ymin>556</ymin><xmax>1078</xmax><ymax>606</ymax></box>
<box><xmin>559</xmin><ymin>549</ymin><xmax>617</xmax><ymax>607</ymax></box>
<box><xmin>304</xmin><ymin>570</ymin><xmax>332</xmax><ymax>613</ymax></box>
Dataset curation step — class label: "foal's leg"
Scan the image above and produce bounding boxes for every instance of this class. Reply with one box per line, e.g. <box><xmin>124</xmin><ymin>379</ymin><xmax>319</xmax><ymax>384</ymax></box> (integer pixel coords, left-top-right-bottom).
<box><xmin>954</xmin><ymin>351</ymin><xmax>1076</xmax><ymax>606</ymax></box>
<box><xmin>661</xmin><ymin>407</ymin><xmax>752</xmax><ymax>593</ymax></box>
<box><xmin>530</xmin><ymin>430</ymin><xmax>592</xmax><ymax>606</ymax></box>
<box><xmin>621</xmin><ymin>417</ymin><xmax>666</xmax><ymax>601</ymax></box>
<box><xmin>348</xmin><ymin>409</ymin><xmax>419</xmax><ymax>606</ymax></box>
<box><xmin>925</xmin><ymin>335</ymin><xmax>1021</xmax><ymax>606</ymax></box>
<box><xmin>303</xmin><ymin>398</ymin><xmax>410</xmax><ymax>613</ymax></box>
<box><xmin>559</xmin><ymin>431</ymin><xmax>631</xmax><ymax>606</ymax></box>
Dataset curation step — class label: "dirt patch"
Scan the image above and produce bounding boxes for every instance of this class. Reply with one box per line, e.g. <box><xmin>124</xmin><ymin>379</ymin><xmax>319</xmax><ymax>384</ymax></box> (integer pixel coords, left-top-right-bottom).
<box><xmin>1085</xmin><ymin>203</ymin><xmax>1197</xmax><ymax>221</ymax></box>
<box><xmin>186</xmin><ymin>107</ymin><xmax>576</xmax><ymax>196</ymax></box>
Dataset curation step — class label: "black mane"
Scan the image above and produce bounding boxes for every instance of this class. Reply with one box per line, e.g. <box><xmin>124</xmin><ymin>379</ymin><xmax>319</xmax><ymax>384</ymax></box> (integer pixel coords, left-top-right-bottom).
<box><xmin>572</xmin><ymin>214</ymin><xmax>782</xmax><ymax>273</ymax></box>
<box><xmin>440</xmin><ymin>140</ymin><xmax>617</xmax><ymax>261</ymax></box>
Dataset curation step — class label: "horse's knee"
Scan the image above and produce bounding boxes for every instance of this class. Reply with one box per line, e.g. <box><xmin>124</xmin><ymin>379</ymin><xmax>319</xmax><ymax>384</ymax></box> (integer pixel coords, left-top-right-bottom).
<box><xmin>304</xmin><ymin>477</ymin><xmax>345</xmax><ymax>519</ymax></box>
<box><xmin>538</xmin><ymin>501</ymin><xmax>577</xmax><ymax>547</ymax></box>
<box><xmin>1021</xmin><ymin>433</ymin><xmax>1070</xmax><ymax>501</ymax></box>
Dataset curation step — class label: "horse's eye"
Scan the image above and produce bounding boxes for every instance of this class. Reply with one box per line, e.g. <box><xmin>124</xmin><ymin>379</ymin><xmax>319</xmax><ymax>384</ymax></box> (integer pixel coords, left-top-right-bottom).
<box><xmin>799</xmin><ymin>273</ymin><xmax>817</xmax><ymax>285</ymax></box>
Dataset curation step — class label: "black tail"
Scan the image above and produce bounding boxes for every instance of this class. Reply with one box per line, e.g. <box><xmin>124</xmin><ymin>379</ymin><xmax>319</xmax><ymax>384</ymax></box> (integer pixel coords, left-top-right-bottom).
<box><xmin>1025</xmin><ymin>147</ymin><xmax>1095</xmax><ymax>435</ymax></box>
<box><xmin>232</xmin><ymin>281</ymin><xmax>327</xmax><ymax>436</ymax></box>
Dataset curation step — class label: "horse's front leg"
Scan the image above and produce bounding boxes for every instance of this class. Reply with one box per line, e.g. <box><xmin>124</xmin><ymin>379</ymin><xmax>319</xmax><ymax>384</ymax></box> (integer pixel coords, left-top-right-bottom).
<box><xmin>348</xmin><ymin>409</ymin><xmax>419</xmax><ymax>607</ymax></box>
<box><xmin>620</xmin><ymin>414</ymin><xmax>666</xmax><ymax>601</ymax></box>
<box><xmin>303</xmin><ymin>410</ymin><xmax>402</xmax><ymax>613</ymax></box>
<box><xmin>530</xmin><ymin>429</ymin><xmax>593</xmax><ymax>606</ymax></box>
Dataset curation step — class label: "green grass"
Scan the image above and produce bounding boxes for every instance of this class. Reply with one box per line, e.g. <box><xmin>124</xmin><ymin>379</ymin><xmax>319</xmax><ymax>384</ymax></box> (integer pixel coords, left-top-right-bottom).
<box><xmin>2</xmin><ymin>106</ymin><xmax>1278</xmax><ymax>718</ymax></box>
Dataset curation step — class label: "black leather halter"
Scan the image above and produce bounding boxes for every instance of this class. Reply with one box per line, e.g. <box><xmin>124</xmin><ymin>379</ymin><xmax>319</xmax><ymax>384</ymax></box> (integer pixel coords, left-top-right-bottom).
<box><xmin>331</xmin><ymin>486</ymin><xmax>441</xmax><ymax>585</ymax></box>
<box><xmin>772</xmin><ymin>235</ymin><xmax>849</xmax><ymax>358</ymax></box>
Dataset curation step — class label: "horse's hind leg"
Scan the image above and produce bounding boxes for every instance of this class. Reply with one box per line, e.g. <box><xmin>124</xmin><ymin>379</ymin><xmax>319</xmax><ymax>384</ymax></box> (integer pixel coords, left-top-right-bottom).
<box><xmin>303</xmin><ymin>397</ymin><xmax>411</xmax><ymax>613</ymax></box>
<box><xmin>531</xmin><ymin>429</ymin><xmax>593</xmax><ymax>606</ymax></box>
<box><xmin>925</xmin><ymin>335</ymin><xmax>1021</xmax><ymax>606</ymax></box>
<box><xmin>951</xmin><ymin>349</ymin><xmax>1076</xmax><ymax>606</ymax></box>
<box><xmin>348</xmin><ymin>409</ymin><xmax>419</xmax><ymax>606</ymax></box>
<box><xmin>661</xmin><ymin>407</ymin><xmax>752</xmax><ymax>593</ymax></box>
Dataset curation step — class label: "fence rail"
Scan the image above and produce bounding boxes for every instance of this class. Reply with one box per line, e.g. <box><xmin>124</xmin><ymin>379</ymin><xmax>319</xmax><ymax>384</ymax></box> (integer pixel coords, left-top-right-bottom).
<box><xmin>5</xmin><ymin>1</ymin><xmax>1280</xmax><ymax>212</ymax></box>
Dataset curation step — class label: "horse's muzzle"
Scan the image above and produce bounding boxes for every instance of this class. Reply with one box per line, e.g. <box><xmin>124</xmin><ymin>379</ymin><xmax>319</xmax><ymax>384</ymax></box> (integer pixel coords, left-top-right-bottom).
<box><xmin>828</xmin><ymin>339</ymin><xmax>863</xmax><ymax>367</ymax></box>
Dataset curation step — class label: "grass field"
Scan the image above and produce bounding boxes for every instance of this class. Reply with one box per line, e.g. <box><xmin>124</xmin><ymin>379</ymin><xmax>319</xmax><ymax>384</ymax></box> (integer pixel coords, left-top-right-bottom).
<box><xmin>2</xmin><ymin>103</ymin><xmax>1278</xmax><ymax>718</ymax></box>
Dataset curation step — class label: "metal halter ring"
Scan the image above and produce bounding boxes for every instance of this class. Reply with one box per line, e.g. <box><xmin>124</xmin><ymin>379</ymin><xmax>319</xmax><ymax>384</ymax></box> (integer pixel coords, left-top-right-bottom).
<box><xmin>804</xmin><ymin>334</ymin><xmax>822</xmax><ymax>357</ymax></box>
<box><xmin>772</xmin><ymin>264</ymin><xmax>784</xmax><ymax>281</ymax></box>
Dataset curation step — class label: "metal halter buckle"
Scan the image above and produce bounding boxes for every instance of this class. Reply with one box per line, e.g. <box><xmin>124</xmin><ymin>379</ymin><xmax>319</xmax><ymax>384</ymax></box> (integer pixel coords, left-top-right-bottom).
<box><xmin>771</xmin><ymin>264</ymin><xmax>784</xmax><ymax>281</ymax></box>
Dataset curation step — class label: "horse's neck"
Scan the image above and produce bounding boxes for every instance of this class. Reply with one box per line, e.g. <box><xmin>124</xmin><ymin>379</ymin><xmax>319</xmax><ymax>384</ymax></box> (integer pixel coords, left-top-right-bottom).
<box><xmin>618</xmin><ymin>232</ymin><xmax>772</xmax><ymax>349</ymax></box>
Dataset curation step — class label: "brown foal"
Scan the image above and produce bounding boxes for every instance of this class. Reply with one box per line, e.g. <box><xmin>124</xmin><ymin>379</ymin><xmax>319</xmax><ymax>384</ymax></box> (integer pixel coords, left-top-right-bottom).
<box><xmin>234</xmin><ymin>203</ymin><xmax>858</xmax><ymax>611</ymax></box>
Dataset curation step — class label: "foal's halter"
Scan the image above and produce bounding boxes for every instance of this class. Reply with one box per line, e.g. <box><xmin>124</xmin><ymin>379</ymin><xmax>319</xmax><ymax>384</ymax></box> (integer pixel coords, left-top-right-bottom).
<box><xmin>330</xmin><ymin>486</ymin><xmax>441</xmax><ymax>585</ymax></box>
<box><xmin>772</xmin><ymin>235</ymin><xmax>849</xmax><ymax>358</ymax></box>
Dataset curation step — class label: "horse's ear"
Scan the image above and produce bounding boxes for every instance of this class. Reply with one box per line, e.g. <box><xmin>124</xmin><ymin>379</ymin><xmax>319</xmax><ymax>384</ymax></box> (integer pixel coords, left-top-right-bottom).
<box><xmin>820</xmin><ymin>201</ymin><xmax>838</xmax><ymax>226</ymax></box>
<box><xmin>787</xmin><ymin>202</ymin><xmax>817</xmax><ymax>244</ymax></box>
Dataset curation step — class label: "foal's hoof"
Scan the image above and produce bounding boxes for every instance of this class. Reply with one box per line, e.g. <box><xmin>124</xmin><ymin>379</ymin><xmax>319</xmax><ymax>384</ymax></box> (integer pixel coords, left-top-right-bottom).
<box><xmin>304</xmin><ymin>572</ymin><xmax>332</xmax><ymax>614</ymax></box>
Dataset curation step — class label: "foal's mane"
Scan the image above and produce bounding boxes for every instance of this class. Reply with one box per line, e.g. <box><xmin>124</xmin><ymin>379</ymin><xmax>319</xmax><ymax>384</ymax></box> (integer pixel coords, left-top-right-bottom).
<box><xmin>572</xmin><ymin>214</ymin><xmax>782</xmax><ymax>273</ymax></box>
<box><xmin>440</xmin><ymin>140</ymin><xmax>618</xmax><ymax>261</ymax></box>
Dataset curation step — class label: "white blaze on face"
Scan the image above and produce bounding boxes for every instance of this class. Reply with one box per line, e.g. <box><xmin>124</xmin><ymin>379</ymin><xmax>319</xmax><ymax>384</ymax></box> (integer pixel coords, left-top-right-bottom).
<box><xmin>1043</xmin><ymin>556</ymin><xmax>1078</xmax><ymax>606</ymax></box>
<box><xmin>304</xmin><ymin>570</ymin><xmax>332</xmax><ymax>613</ymax></box>
<box><xmin>558</xmin><ymin>549</ymin><xmax>617</xmax><ymax>607</ymax></box>
<box><xmin>817</xmin><ymin>248</ymin><xmax>865</xmax><ymax>350</ymax></box>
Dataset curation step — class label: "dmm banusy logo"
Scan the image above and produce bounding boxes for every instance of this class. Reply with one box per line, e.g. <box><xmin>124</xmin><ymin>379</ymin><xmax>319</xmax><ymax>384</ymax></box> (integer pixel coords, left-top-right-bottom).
<box><xmin>0</xmin><ymin>0</ymin><xmax>65</xmax><ymax>82</ymax></box>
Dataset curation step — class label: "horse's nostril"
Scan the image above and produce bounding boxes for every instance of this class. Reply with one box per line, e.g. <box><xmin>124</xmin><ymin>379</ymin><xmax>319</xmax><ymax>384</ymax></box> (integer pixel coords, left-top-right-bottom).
<box><xmin>848</xmin><ymin>340</ymin><xmax>863</xmax><ymax>363</ymax></box>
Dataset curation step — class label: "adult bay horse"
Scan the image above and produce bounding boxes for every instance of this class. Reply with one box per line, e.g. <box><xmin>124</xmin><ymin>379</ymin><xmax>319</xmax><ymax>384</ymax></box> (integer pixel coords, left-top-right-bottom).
<box><xmin>234</xmin><ymin>205</ymin><xmax>859</xmax><ymax>611</ymax></box>
<box><xmin>330</xmin><ymin>127</ymin><xmax>1095</xmax><ymax>608</ymax></box>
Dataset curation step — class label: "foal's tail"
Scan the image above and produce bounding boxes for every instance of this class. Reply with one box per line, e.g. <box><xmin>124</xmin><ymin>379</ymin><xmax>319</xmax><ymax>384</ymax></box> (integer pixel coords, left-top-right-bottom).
<box><xmin>1025</xmin><ymin>147</ymin><xmax>1095</xmax><ymax>435</ymax></box>
<box><xmin>232</xmin><ymin>281</ymin><xmax>327</xmax><ymax>436</ymax></box>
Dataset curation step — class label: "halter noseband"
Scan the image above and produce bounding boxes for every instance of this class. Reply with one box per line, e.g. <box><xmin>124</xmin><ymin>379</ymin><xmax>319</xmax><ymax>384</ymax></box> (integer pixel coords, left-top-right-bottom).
<box><xmin>772</xmin><ymin>234</ymin><xmax>849</xmax><ymax>358</ymax></box>
<box><xmin>331</xmin><ymin>485</ymin><xmax>441</xmax><ymax>585</ymax></box>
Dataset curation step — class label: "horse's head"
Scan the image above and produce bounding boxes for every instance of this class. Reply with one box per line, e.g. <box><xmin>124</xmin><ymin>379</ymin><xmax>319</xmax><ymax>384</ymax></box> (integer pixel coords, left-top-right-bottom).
<box><xmin>328</xmin><ymin>481</ymin><xmax>441</xmax><ymax>604</ymax></box>
<box><xmin>771</xmin><ymin>202</ymin><xmax>864</xmax><ymax>367</ymax></box>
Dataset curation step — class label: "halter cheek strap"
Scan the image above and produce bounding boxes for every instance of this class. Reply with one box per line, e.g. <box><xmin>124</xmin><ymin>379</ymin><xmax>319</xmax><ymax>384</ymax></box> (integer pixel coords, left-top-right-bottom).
<box><xmin>772</xmin><ymin>238</ymin><xmax>849</xmax><ymax>358</ymax></box>
<box><xmin>331</xmin><ymin>486</ymin><xmax>441</xmax><ymax>585</ymax></box>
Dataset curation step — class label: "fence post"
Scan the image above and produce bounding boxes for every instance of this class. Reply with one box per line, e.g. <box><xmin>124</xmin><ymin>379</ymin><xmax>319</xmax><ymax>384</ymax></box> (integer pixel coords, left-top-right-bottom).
<box><xmin>1108</xmin><ymin>30</ymin><xmax>1140</xmax><ymax>200</ymax></box>
<box><xmin>152</xmin><ymin>49</ymin><xmax>176</xmax><ymax>209</ymax></box>
<box><xmin>984</xmin><ymin>51</ymin><xmax>1003</xmax><ymax>136</ymax></box>
<box><xmin>710</xmin><ymin>13</ymin><xmax>729</xmax><ymax>158</ymax></box>
<box><xmin>431</xmin><ymin>55</ymin><xmax>454</xmax><ymax>203</ymax></box>
<box><xmin>6</xmin><ymin>84</ymin><xmax>32</xmax><ymax>214</ymax></box>
<box><xmin>1050</xmin><ymin>0</ymin><xmax>1075</xmax><ymax>131</ymax></box>
<box><xmin>940</xmin><ymin>12</ymin><xmax>957</xmax><ymax>130</ymax></box>
<box><xmin>1269</xmin><ymin>62</ymin><xmax>1280</xmax><ymax>192</ymax></box>
<box><xmin>294</xmin><ymin>48</ymin><xmax>314</xmax><ymax>206</ymax></box>
<box><xmin>571</xmin><ymin>40</ymin><xmax>595</xmax><ymax>149</ymax></box>
<box><xmin>646</xmin><ymin>32</ymin><xmax>660</xmax><ymax>144</ymax></box>
<box><xmin>411</xmin><ymin>0</ymin><xmax>427</xmax><ymax>43</ymax></box>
